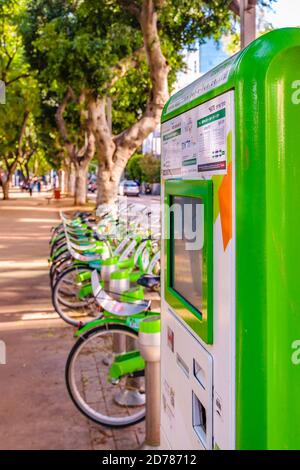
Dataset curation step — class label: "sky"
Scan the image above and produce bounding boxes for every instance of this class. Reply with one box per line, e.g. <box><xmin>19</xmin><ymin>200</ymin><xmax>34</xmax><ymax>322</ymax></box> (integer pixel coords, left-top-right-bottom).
<box><xmin>265</xmin><ymin>0</ymin><xmax>300</xmax><ymax>28</ymax></box>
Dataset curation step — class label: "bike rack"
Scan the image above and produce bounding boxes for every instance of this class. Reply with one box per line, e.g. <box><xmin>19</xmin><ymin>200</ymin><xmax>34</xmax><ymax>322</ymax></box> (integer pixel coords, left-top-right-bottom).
<box><xmin>139</xmin><ymin>316</ymin><xmax>161</xmax><ymax>448</ymax></box>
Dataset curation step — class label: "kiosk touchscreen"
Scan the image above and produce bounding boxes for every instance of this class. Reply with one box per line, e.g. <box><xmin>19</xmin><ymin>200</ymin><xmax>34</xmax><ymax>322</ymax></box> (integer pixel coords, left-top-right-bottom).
<box><xmin>165</xmin><ymin>181</ymin><xmax>213</xmax><ymax>343</ymax></box>
<box><xmin>160</xmin><ymin>29</ymin><xmax>300</xmax><ymax>450</ymax></box>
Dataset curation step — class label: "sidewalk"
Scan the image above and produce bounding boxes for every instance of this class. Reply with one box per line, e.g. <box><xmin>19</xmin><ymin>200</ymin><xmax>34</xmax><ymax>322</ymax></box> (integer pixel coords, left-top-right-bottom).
<box><xmin>0</xmin><ymin>191</ymin><xmax>144</xmax><ymax>450</ymax></box>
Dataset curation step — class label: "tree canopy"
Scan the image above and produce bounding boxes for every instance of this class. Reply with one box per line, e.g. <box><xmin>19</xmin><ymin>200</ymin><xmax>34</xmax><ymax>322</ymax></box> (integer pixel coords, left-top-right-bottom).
<box><xmin>0</xmin><ymin>0</ymin><xmax>277</xmax><ymax>202</ymax></box>
<box><xmin>0</xmin><ymin>0</ymin><xmax>41</xmax><ymax>199</ymax></box>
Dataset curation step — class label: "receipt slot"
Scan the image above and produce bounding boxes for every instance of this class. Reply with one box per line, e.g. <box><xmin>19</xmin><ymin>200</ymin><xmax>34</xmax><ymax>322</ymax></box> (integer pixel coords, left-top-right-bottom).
<box><xmin>160</xmin><ymin>28</ymin><xmax>300</xmax><ymax>450</ymax></box>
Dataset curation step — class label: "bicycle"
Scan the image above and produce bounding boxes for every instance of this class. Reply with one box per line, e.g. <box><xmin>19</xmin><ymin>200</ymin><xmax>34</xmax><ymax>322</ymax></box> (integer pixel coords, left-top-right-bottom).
<box><xmin>51</xmin><ymin>238</ymin><xmax>160</xmax><ymax>326</ymax></box>
<box><xmin>65</xmin><ymin>270</ymin><xmax>160</xmax><ymax>427</ymax></box>
<box><xmin>50</xmin><ymin>204</ymin><xmax>160</xmax><ymax>327</ymax></box>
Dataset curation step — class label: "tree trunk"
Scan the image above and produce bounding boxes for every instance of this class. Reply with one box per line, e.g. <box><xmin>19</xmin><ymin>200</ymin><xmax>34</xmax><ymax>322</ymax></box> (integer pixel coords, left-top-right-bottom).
<box><xmin>92</xmin><ymin>1</ymin><xmax>169</xmax><ymax>207</ymax></box>
<box><xmin>69</xmin><ymin>165</ymin><xmax>76</xmax><ymax>196</ymax></box>
<box><xmin>1</xmin><ymin>180</ymin><xmax>10</xmax><ymax>200</ymax></box>
<box><xmin>60</xmin><ymin>165</ymin><xmax>71</xmax><ymax>195</ymax></box>
<box><xmin>24</xmin><ymin>162</ymin><xmax>30</xmax><ymax>181</ymax></box>
<box><xmin>74</xmin><ymin>164</ymin><xmax>88</xmax><ymax>205</ymax></box>
<box><xmin>96</xmin><ymin>164</ymin><xmax>124</xmax><ymax>205</ymax></box>
<box><xmin>65</xmin><ymin>167</ymin><xmax>71</xmax><ymax>195</ymax></box>
<box><xmin>55</xmin><ymin>90</ymin><xmax>96</xmax><ymax>205</ymax></box>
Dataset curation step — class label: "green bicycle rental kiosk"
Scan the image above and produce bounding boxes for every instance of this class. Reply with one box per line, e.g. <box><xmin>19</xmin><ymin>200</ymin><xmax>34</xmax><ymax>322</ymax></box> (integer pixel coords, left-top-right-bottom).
<box><xmin>160</xmin><ymin>28</ymin><xmax>300</xmax><ymax>450</ymax></box>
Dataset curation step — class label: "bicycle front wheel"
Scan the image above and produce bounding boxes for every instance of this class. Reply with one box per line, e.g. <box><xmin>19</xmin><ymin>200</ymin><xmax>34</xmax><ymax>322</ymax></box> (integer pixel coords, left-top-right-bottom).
<box><xmin>66</xmin><ymin>324</ymin><xmax>145</xmax><ymax>427</ymax></box>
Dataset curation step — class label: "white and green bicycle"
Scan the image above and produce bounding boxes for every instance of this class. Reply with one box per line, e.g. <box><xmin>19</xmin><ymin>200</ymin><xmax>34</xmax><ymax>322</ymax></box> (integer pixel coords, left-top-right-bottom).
<box><xmin>65</xmin><ymin>270</ymin><xmax>160</xmax><ymax>427</ymax></box>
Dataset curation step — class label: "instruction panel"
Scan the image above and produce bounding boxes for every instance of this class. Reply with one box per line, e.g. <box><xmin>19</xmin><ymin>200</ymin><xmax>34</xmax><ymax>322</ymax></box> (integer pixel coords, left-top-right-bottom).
<box><xmin>162</xmin><ymin>91</ymin><xmax>234</xmax><ymax>177</ymax></box>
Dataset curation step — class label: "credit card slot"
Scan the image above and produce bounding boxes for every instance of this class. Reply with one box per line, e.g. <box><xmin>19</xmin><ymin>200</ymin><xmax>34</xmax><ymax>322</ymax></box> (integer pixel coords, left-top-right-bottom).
<box><xmin>176</xmin><ymin>353</ymin><xmax>189</xmax><ymax>378</ymax></box>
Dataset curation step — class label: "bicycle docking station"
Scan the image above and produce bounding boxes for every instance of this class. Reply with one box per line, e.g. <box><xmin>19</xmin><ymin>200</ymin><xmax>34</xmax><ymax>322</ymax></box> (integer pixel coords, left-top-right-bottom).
<box><xmin>139</xmin><ymin>316</ymin><xmax>161</xmax><ymax>449</ymax></box>
<box><xmin>52</xmin><ymin>207</ymin><xmax>161</xmax><ymax>431</ymax></box>
<box><xmin>160</xmin><ymin>28</ymin><xmax>300</xmax><ymax>450</ymax></box>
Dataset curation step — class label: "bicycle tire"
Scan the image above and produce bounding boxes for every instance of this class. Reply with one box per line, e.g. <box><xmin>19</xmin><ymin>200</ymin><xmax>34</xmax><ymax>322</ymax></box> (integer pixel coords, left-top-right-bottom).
<box><xmin>52</xmin><ymin>265</ymin><xmax>101</xmax><ymax>326</ymax></box>
<box><xmin>65</xmin><ymin>324</ymin><xmax>145</xmax><ymax>427</ymax></box>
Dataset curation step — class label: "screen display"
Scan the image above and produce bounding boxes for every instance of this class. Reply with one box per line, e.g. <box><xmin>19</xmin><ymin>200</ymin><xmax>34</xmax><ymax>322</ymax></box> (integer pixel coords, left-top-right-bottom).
<box><xmin>170</xmin><ymin>196</ymin><xmax>204</xmax><ymax>314</ymax></box>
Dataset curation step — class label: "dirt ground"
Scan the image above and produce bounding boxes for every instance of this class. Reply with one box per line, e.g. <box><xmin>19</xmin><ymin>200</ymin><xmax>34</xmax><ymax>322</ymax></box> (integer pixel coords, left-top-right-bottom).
<box><xmin>0</xmin><ymin>190</ymin><xmax>144</xmax><ymax>450</ymax></box>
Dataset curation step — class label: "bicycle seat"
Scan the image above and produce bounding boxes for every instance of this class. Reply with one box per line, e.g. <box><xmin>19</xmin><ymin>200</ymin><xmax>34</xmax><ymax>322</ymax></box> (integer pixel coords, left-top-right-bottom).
<box><xmin>91</xmin><ymin>270</ymin><xmax>150</xmax><ymax>316</ymax></box>
<box><xmin>137</xmin><ymin>274</ymin><xmax>160</xmax><ymax>290</ymax></box>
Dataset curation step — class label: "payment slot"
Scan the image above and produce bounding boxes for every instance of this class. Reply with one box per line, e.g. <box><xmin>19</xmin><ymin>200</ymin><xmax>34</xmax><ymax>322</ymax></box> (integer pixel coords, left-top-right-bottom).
<box><xmin>161</xmin><ymin>309</ymin><xmax>213</xmax><ymax>450</ymax></box>
<box><xmin>160</xmin><ymin>28</ymin><xmax>300</xmax><ymax>450</ymax></box>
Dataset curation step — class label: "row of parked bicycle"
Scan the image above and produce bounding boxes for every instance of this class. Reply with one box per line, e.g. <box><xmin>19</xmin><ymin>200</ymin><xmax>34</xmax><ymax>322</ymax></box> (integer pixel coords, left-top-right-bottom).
<box><xmin>49</xmin><ymin>201</ymin><xmax>161</xmax><ymax>428</ymax></box>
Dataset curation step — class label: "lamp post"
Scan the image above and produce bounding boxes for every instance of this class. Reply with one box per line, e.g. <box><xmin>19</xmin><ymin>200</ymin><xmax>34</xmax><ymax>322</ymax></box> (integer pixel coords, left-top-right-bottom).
<box><xmin>230</xmin><ymin>0</ymin><xmax>257</xmax><ymax>49</ymax></box>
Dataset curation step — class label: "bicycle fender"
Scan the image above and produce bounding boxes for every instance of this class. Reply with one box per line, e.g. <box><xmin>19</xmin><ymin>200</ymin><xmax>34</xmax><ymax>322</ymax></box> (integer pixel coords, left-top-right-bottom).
<box><xmin>74</xmin><ymin>317</ymin><xmax>127</xmax><ymax>338</ymax></box>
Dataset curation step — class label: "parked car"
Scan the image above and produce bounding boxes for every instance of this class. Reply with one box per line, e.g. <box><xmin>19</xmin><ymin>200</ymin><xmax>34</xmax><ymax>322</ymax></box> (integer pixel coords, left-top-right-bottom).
<box><xmin>118</xmin><ymin>180</ymin><xmax>140</xmax><ymax>196</ymax></box>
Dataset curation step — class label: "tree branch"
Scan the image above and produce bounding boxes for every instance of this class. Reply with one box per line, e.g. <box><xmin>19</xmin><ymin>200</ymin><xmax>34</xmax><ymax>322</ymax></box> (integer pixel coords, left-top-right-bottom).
<box><xmin>17</xmin><ymin>110</ymin><xmax>30</xmax><ymax>159</ymax></box>
<box><xmin>114</xmin><ymin>0</ymin><xmax>169</xmax><ymax>156</ymax></box>
<box><xmin>107</xmin><ymin>46</ymin><xmax>145</xmax><ymax>90</ymax></box>
<box><xmin>89</xmin><ymin>96</ymin><xmax>115</xmax><ymax>171</ymax></box>
<box><xmin>1</xmin><ymin>111</ymin><xmax>30</xmax><ymax>178</ymax></box>
<box><xmin>3</xmin><ymin>153</ymin><xmax>19</xmax><ymax>175</ymax></box>
<box><xmin>55</xmin><ymin>87</ymin><xmax>75</xmax><ymax>144</ymax></box>
<box><xmin>154</xmin><ymin>0</ymin><xmax>166</xmax><ymax>8</ymax></box>
<box><xmin>3</xmin><ymin>154</ymin><xmax>11</xmax><ymax>171</ymax></box>
<box><xmin>5</xmin><ymin>73</ymin><xmax>30</xmax><ymax>86</ymax></box>
<box><xmin>75</xmin><ymin>107</ymin><xmax>96</xmax><ymax>168</ymax></box>
<box><xmin>1</xmin><ymin>49</ymin><xmax>18</xmax><ymax>83</ymax></box>
<box><xmin>229</xmin><ymin>0</ymin><xmax>240</xmax><ymax>15</ymax></box>
<box><xmin>117</xmin><ymin>0</ymin><xmax>141</xmax><ymax>19</ymax></box>
<box><xmin>24</xmin><ymin>146</ymin><xmax>37</xmax><ymax>164</ymax></box>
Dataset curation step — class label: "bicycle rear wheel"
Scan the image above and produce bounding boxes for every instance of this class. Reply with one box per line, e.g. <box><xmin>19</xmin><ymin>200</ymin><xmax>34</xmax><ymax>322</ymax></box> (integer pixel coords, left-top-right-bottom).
<box><xmin>49</xmin><ymin>254</ymin><xmax>73</xmax><ymax>287</ymax></box>
<box><xmin>65</xmin><ymin>324</ymin><xmax>145</xmax><ymax>427</ymax></box>
<box><xmin>52</xmin><ymin>266</ymin><xmax>101</xmax><ymax>326</ymax></box>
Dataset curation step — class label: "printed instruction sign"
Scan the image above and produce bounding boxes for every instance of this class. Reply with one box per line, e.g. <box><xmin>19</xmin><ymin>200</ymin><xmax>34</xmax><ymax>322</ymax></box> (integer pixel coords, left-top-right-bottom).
<box><xmin>162</xmin><ymin>91</ymin><xmax>234</xmax><ymax>177</ymax></box>
<box><xmin>166</xmin><ymin>59</ymin><xmax>233</xmax><ymax>114</ymax></box>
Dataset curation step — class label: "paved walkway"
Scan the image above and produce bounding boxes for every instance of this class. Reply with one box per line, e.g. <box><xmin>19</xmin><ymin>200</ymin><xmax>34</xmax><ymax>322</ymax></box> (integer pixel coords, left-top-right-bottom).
<box><xmin>0</xmin><ymin>191</ymin><xmax>144</xmax><ymax>450</ymax></box>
